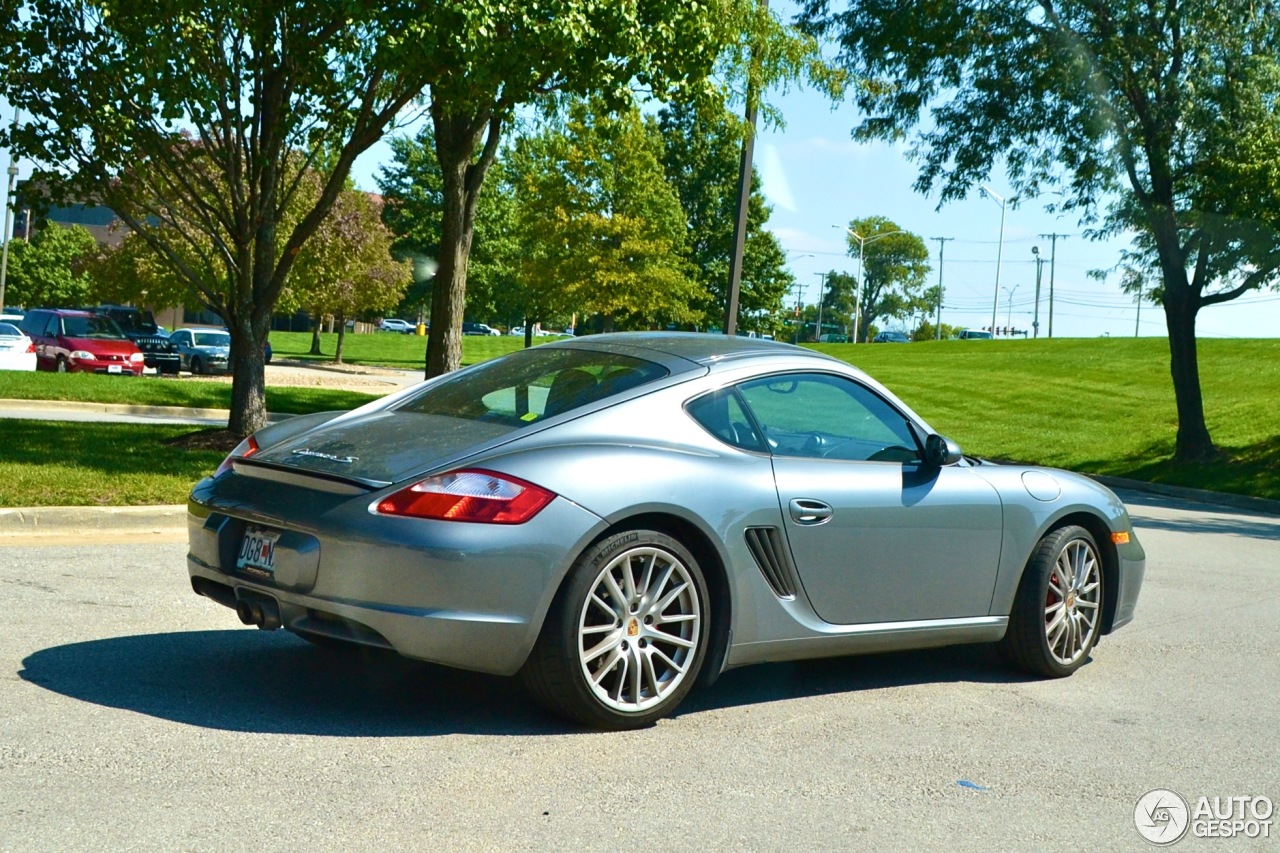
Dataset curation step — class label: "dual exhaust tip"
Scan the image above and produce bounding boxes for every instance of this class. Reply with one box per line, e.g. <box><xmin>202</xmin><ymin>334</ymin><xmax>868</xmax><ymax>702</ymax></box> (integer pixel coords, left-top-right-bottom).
<box><xmin>235</xmin><ymin>596</ymin><xmax>282</xmax><ymax>631</ymax></box>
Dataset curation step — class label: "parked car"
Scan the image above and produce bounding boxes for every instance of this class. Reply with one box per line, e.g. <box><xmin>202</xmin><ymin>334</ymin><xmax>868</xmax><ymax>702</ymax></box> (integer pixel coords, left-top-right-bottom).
<box><xmin>462</xmin><ymin>322</ymin><xmax>500</xmax><ymax>336</ymax></box>
<box><xmin>0</xmin><ymin>321</ymin><xmax>36</xmax><ymax>371</ymax></box>
<box><xmin>188</xmin><ymin>332</ymin><xmax>1145</xmax><ymax>730</ymax></box>
<box><xmin>169</xmin><ymin>328</ymin><xmax>272</xmax><ymax>373</ymax></box>
<box><xmin>818</xmin><ymin>332</ymin><xmax>850</xmax><ymax>343</ymax></box>
<box><xmin>957</xmin><ymin>329</ymin><xmax>994</xmax><ymax>340</ymax></box>
<box><xmin>873</xmin><ymin>331</ymin><xmax>911</xmax><ymax>344</ymax></box>
<box><xmin>379</xmin><ymin>318</ymin><xmax>415</xmax><ymax>333</ymax></box>
<box><xmin>20</xmin><ymin>308</ymin><xmax>144</xmax><ymax>375</ymax></box>
<box><xmin>87</xmin><ymin>304</ymin><xmax>181</xmax><ymax>375</ymax></box>
<box><xmin>170</xmin><ymin>328</ymin><xmax>232</xmax><ymax>374</ymax></box>
<box><xmin>508</xmin><ymin>326</ymin><xmax>526</xmax><ymax>337</ymax></box>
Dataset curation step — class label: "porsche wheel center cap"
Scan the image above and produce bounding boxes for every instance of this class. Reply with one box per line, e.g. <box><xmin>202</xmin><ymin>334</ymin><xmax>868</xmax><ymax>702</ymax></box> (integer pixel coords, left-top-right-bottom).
<box><xmin>626</xmin><ymin>618</ymin><xmax>640</xmax><ymax>637</ymax></box>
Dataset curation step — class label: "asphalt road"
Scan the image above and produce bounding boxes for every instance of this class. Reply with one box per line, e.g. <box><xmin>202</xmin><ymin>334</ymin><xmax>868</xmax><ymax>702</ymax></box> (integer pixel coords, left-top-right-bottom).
<box><xmin>1</xmin><ymin>491</ymin><xmax>1276</xmax><ymax>851</ymax></box>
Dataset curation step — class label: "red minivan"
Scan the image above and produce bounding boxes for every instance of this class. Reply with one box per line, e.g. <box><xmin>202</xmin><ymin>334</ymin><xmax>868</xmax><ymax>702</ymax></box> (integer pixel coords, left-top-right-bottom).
<box><xmin>21</xmin><ymin>308</ymin><xmax>145</xmax><ymax>375</ymax></box>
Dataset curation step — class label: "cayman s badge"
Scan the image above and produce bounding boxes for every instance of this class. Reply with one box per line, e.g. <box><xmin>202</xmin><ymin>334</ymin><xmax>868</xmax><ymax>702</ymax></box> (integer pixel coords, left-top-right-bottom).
<box><xmin>292</xmin><ymin>448</ymin><xmax>358</xmax><ymax>464</ymax></box>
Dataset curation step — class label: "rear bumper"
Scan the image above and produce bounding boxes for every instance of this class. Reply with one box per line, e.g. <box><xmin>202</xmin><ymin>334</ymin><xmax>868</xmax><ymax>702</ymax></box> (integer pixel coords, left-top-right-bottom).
<box><xmin>185</xmin><ymin>487</ymin><xmax>603</xmax><ymax>676</ymax></box>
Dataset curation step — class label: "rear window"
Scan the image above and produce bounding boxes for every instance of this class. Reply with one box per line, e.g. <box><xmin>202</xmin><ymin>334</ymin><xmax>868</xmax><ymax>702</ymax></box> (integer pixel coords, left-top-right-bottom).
<box><xmin>0</xmin><ymin>322</ymin><xmax>21</xmax><ymax>337</ymax></box>
<box><xmin>396</xmin><ymin>347</ymin><xmax>668</xmax><ymax>427</ymax></box>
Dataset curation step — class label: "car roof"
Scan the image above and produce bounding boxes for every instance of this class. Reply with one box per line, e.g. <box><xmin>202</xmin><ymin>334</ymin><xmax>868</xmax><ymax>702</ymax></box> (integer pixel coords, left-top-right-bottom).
<box><xmin>549</xmin><ymin>331</ymin><xmax>837</xmax><ymax>368</ymax></box>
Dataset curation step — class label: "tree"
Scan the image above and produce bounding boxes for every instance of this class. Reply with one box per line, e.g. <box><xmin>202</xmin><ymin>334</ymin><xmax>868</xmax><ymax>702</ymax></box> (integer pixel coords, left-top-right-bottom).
<box><xmin>3</xmin><ymin>224</ymin><xmax>98</xmax><ymax>309</ymax></box>
<box><xmin>377</xmin><ymin>125</ymin><xmax>524</xmax><ymax>333</ymax></box>
<box><xmin>1</xmin><ymin>2</ymin><xmax>436</xmax><ymax>436</ymax></box>
<box><xmin>510</xmin><ymin>99</ymin><xmax>704</xmax><ymax>331</ymax></box>
<box><xmin>818</xmin><ymin>270</ymin><xmax>859</xmax><ymax>338</ymax></box>
<box><xmin>288</xmin><ymin>189</ymin><xmax>412</xmax><ymax>364</ymax></box>
<box><xmin>657</xmin><ymin>100</ymin><xmax>795</xmax><ymax>331</ymax></box>
<box><xmin>838</xmin><ymin>217</ymin><xmax>931</xmax><ymax>342</ymax></box>
<box><xmin>402</xmin><ymin>1</ymin><xmax>833</xmax><ymax>377</ymax></box>
<box><xmin>800</xmin><ymin>0</ymin><xmax>1280</xmax><ymax>461</ymax></box>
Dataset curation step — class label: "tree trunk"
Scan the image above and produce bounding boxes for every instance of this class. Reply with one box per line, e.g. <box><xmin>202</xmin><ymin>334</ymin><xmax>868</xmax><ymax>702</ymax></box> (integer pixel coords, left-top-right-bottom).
<box><xmin>334</xmin><ymin>311</ymin><xmax>346</xmax><ymax>364</ymax></box>
<box><xmin>424</xmin><ymin>106</ymin><xmax>503</xmax><ymax>379</ymax></box>
<box><xmin>425</xmin><ymin>152</ymin><xmax>470</xmax><ymax>378</ymax></box>
<box><xmin>228</xmin><ymin>315</ymin><xmax>269</xmax><ymax>437</ymax></box>
<box><xmin>1163</xmin><ymin>293</ymin><xmax>1217</xmax><ymax>462</ymax></box>
<box><xmin>309</xmin><ymin>313</ymin><xmax>323</xmax><ymax>355</ymax></box>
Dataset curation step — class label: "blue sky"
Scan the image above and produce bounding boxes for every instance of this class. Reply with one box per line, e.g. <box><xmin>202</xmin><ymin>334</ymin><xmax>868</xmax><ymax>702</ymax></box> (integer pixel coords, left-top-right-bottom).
<box><xmin>349</xmin><ymin>79</ymin><xmax>1280</xmax><ymax>339</ymax></box>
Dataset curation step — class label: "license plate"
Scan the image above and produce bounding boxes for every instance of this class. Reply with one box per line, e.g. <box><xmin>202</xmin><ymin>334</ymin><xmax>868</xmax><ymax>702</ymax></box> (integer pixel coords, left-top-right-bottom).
<box><xmin>236</xmin><ymin>526</ymin><xmax>281</xmax><ymax>577</ymax></box>
<box><xmin>107</xmin><ymin>364</ymin><xmax>122</xmax><ymax>374</ymax></box>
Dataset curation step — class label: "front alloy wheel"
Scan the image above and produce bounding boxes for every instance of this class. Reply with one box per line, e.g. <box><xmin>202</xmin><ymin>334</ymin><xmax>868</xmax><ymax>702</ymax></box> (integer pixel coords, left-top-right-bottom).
<box><xmin>522</xmin><ymin>530</ymin><xmax>709</xmax><ymax>729</ymax></box>
<box><xmin>1002</xmin><ymin>525</ymin><xmax>1104</xmax><ymax>677</ymax></box>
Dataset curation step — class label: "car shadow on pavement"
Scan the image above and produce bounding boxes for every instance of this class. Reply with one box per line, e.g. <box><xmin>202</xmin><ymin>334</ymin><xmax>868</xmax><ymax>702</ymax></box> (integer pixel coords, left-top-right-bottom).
<box><xmin>19</xmin><ymin>628</ymin><xmax>1039</xmax><ymax>735</ymax></box>
<box><xmin>1123</xmin><ymin>494</ymin><xmax>1280</xmax><ymax>540</ymax></box>
<box><xmin>681</xmin><ymin>643</ymin><xmax>1036</xmax><ymax>719</ymax></box>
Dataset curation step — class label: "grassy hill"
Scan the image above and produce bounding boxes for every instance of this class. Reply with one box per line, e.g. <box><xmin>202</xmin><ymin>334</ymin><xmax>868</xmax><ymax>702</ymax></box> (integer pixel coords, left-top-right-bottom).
<box><xmin>2</xmin><ymin>334</ymin><xmax>1276</xmax><ymax>504</ymax></box>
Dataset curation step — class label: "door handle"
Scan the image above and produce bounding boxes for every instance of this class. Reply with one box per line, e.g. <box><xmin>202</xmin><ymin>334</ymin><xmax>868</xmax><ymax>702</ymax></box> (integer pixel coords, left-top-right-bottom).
<box><xmin>789</xmin><ymin>498</ymin><xmax>833</xmax><ymax>525</ymax></box>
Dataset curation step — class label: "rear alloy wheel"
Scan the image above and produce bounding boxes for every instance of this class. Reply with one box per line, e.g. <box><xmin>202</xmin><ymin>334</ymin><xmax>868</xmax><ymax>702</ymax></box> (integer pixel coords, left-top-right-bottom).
<box><xmin>55</xmin><ymin>356</ymin><xmax>68</xmax><ymax>373</ymax></box>
<box><xmin>1002</xmin><ymin>525</ymin><xmax>1104</xmax><ymax>678</ymax></box>
<box><xmin>521</xmin><ymin>530</ymin><xmax>709</xmax><ymax>729</ymax></box>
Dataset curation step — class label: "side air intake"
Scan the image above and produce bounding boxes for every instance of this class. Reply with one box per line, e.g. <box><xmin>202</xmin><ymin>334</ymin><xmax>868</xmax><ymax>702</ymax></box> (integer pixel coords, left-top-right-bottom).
<box><xmin>744</xmin><ymin>526</ymin><xmax>798</xmax><ymax>599</ymax></box>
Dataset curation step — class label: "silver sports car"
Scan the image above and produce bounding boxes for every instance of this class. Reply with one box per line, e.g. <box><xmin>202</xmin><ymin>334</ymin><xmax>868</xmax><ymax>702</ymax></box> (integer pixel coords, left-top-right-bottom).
<box><xmin>187</xmin><ymin>333</ymin><xmax>1145</xmax><ymax>729</ymax></box>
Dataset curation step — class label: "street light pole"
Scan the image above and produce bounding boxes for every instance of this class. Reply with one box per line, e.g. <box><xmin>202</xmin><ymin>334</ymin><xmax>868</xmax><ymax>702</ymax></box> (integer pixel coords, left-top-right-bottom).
<box><xmin>1031</xmin><ymin>246</ymin><xmax>1044</xmax><ymax>338</ymax></box>
<box><xmin>837</xmin><ymin>226</ymin><xmax>908</xmax><ymax>343</ymax></box>
<box><xmin>979</xmin><ymin>185</ymin><xmax>1007</xmax><ymax>336</ymax></box>
<box><xmin>1002</xmin><ymin>284</ymin><xmax>1019</xmax><ymax>330</ymax></box>
<box><xmin>0</xmin><ymin>108</ymin><xmax>20</xmax><ymax>316</ymax></box>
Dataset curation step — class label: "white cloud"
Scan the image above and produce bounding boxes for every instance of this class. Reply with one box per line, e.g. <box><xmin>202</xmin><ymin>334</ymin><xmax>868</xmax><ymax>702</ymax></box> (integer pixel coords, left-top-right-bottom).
<box><xmin>758</xmin><ymin>143</ymin><xmax>797</xmax><ymax>212</ymax></box>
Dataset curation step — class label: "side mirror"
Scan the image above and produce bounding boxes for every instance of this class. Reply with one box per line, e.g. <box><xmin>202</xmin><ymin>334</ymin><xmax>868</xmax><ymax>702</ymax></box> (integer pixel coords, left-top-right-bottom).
<box><xmin>924</xmin><ymin>434</ymin><xmax>964</xmax><ymax>467</ymax></box>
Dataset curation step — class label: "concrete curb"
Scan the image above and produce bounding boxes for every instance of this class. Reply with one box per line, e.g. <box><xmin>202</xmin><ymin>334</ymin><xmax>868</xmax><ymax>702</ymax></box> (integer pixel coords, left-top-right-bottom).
<box><xmin>0</xmin><ymin>504</ymin><xmax>187</xmax><ymax>537</ymax></box>
<box><xmin>1087</xmin><ymin>474</ymin><xmax>1280</xmax><ymax>517</ymax></box>
<box><xmin>0</xmin><ymin>398</ymin><xmax>292</xmax><ymax>422</ymax></box>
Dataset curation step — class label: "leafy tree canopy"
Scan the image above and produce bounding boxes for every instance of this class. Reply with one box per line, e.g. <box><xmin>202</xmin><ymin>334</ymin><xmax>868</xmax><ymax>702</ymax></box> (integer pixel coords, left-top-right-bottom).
<box><xmin>3</xmin><ymin>224</ymin><xmax>98</xmax><ymax>309</ymax></box>
<box><xmin>799</xmin><ymin>0</ymin><xmax>1280</xmax><ymax>460</ymax></box>
<box><xmin>838</xmin><ymin>216</ymin><xmax>931</xmax><ymax>342</ymax></box>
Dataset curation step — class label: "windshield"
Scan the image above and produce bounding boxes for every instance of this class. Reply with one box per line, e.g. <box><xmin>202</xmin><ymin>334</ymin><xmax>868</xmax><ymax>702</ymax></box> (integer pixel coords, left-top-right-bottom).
<box><xmin>193</xmin><ymin>331</ymin><xmax>230</xmax><ymax>347</ymax></box>
<box><xmin>396</xmin><ymin>346</ymin><xmax>668</xmax><ymax>427</ymax></box>
<box><xmin>64</xmin><ymin>315</ymin><xmax>127</xmax><ymax>339</ymax></box>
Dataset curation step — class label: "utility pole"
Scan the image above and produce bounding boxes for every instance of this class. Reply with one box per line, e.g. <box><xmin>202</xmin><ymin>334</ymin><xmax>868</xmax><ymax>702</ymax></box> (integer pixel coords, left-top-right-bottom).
<box><xmin>931</xmin><ymin>237</ymin><xmax>953</xmax><ymax>340</ymax></box>
<box><xmin>1135</xmin><ymin>278</ymin><xmax>1143</xmax><ymax>337</ymax></box>
<box><xmin>723</xmin><ymin>0</ymin><xmax>767</xmax><ymax>336</ymax></box>
<box><xmin>789</xmin><ymin>282</ymin><xmax>804</xmax><ymax>344</ymax></box>
<box><xmin>814</xmin><ymin>272</ymin><xmax>827</xmax><ymax>342</ymax></box>
<box><xmin>0</xmin><ymin>108</ymin><xmax>20</xmax><ymax>316</ymax></box>
<box><xmin>1031</xmin><ymin>246</ymin><xmax>1045</xmax><ymax>338</ymax></box>
<box><xmin>1038</xmin><ymin>232</ymin><xmax>1068</xmax><ymax>337</ymax></box>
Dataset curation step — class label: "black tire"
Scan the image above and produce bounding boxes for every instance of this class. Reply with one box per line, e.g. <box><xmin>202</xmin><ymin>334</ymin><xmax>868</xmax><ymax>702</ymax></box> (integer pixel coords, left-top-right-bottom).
<box><xmin>1001</xmin><ymin>525</ymin><xmax>1105</xmax><ymax>678</ymax></box>
<box><xmin>191</xmin><ymin>356</ymin><xmax>204</xmax><ymax>375</ymax></box>
<box><xmin>520</xmin><ymin>529</ymin><xmax>710</xmax><ymax>730</ymax></box>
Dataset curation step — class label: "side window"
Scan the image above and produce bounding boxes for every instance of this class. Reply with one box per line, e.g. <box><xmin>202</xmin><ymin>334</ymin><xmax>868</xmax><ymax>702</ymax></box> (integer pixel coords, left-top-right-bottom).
<box><xmin>736</xmin><ymin>372</ymin><xmax>921</xmax><ymax>463</ymax></box>
<box><xmin>18</xmin><ymin>312</ymin><xmax>42</xmax><ymax>335</ymax></box>
<box><xmin>685</xmin><ymin>387</ymin><xmax>766</xmax><ymax>452</ymax></box>
<box><xmin>44</xmin><ymin>316</ymin><xmax>61</xmax><ymax>337</ymax></box>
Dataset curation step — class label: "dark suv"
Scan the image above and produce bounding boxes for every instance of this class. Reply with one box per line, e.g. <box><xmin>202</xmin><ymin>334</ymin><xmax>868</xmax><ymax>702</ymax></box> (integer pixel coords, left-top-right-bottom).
<box><xmin>88</xmin><ymin>305</ymin><xmax>181</xmax><ymax>375</ymax></box>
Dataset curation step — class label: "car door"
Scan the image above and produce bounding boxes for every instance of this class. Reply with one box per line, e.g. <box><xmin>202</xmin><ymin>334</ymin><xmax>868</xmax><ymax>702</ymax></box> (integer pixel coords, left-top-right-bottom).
<box><xmin>735</xmin><ymin>371</ymin><xmax>1004</xmax><ymax>625</ymax></box>
<box><xmin>171</xmin><ymin>330</ymin><xmax>190</xmax><ymax>369</ymax></box>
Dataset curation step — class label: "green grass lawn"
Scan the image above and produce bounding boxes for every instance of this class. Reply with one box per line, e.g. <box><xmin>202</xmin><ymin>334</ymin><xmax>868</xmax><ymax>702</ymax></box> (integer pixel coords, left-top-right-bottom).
<box><xmin>2</xmin><ymin>335</ymin><xmax>1278</xmax><ymax>506</ymax></box>
<box><xmin>0</xmin><ymin>421</ymin><xmax>226</xmax><ymax>506</ymax></box>
<box><xmin>0</xmin><ymin>371</ymin><xmax>380</xmax><ymax>414</ymax></box>
<box><xmin>270</xmin><ymin>329</ymin><xmax>536</xmax><ymax>368</ymax></box>
<box><xmin>813</xmin><ymin>337</ymin><xmax>1280</xmax><ymax>499</ymax></box>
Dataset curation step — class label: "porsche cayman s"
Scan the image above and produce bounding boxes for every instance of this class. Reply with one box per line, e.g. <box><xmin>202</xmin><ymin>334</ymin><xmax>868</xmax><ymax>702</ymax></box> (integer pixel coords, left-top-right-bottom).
<box><xmin>187</xmin><ymin>333</ymin><xmax>1145</xmax><ymax>729</ymax></box>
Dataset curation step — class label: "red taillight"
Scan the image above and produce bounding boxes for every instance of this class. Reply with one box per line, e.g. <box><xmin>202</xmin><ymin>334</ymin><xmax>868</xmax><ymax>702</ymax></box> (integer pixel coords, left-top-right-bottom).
<box><xmin>214</xmin><ymin>435</ymin><xmax>260</xmax><ymax>477</ymax></box>
<box><xmin>25</xmin><ymin>341</ymin><xmax>35</xmax><ymax>353</ymax></box>
<box><xmin>373</xmin><ymin>469</ymin><xmax>555</xmax><ymax>524</ymax></box>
